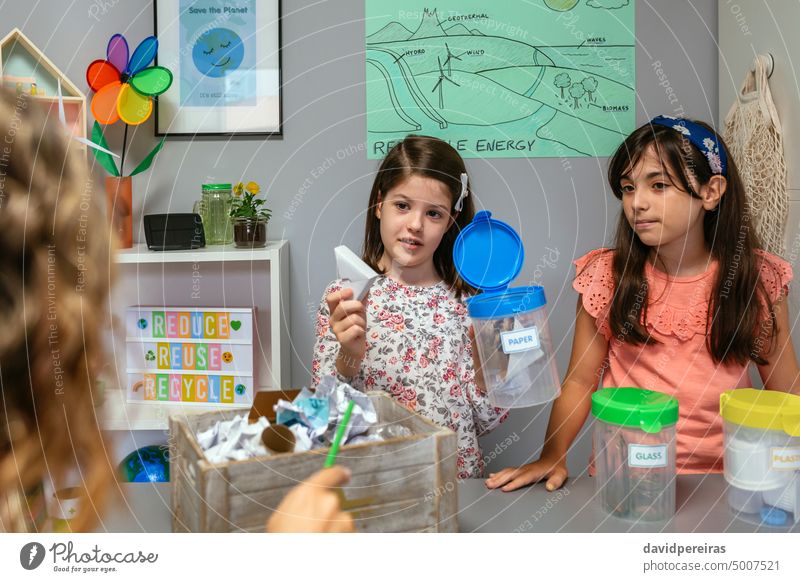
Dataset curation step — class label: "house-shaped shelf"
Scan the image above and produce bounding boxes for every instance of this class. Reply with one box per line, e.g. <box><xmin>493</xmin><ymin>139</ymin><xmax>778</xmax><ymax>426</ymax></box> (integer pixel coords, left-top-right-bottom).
<box><xmin>0</xmin><ymin>28</ymin><xmax>87</xmax><ymax>147</ymax></box>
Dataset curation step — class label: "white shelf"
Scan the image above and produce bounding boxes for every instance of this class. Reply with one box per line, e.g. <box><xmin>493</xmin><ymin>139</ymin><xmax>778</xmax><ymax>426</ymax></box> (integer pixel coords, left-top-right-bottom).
<box><xmin>102</xmin><ymin>240</ymin><xmax>291</xmax><ymax>431</ymax></box>
<box><xmin>97</xmin><ymin>388</ymin><xmax>278</xmax><ymax>431</ymax></box>
<box><xmin>115</xmin><ymin>240</ymin><xmax>287</xmax><ymax>264</ymax></box>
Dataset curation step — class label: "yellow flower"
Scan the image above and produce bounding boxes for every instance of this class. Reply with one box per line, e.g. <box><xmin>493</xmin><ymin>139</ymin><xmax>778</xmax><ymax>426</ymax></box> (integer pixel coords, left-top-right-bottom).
<box><xmin>246</xmin><ymin>181</ymin><xmax>261</xmax><ymax>195</ymax></box>
<box><xmin>233</xmin><ymin>182</ymin><xmax>244</xmax><ymax>197</ymax></box>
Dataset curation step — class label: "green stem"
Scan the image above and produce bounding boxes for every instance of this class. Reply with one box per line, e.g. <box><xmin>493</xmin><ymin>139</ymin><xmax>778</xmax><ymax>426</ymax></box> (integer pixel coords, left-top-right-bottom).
<box><xmin>120</xmin><ymin>123</ymin><xmax>129</xmax><ymax>177</ymax></box>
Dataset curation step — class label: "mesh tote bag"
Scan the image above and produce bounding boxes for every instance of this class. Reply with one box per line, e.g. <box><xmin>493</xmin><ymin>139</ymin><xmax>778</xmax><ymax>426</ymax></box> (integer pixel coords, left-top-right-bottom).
<box><xmin>724</xmin><ymin>55</ymin><xmax>788</xmax><ymax>256</ymax></box>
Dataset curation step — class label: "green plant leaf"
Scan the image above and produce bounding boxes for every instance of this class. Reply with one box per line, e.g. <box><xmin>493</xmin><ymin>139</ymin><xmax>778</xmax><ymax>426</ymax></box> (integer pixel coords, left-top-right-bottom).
<box><xmin>90</xmin><ymin>122</ymin><xmax>119</xmax><ymax>177</ymax></box>
<box><xmin>129</xmin><ymin>138</ymin><xmax>165</xmax><ymax>177</ymax></box>
<box><xmin>229</xmin><ymin>186</ymin><xmax>272</xmax><ymax>220</ymax></box>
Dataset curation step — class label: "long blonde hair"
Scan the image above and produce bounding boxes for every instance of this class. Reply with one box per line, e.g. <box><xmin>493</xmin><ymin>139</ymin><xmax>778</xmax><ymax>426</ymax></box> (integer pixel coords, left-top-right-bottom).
<box><xmin>0</xmin><ymin>88</ymin><xmax>115</xmax><ymax>531</ymax></box>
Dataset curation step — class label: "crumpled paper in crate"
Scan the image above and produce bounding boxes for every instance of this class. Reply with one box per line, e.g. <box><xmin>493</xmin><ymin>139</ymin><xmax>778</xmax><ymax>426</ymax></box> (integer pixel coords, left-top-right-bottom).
<box><xmin>275</xmin><ymin>376</ymin><xmax>378</xmax><ymax>449</ymax></box>
<box><xmin>196</xmin><ymin>377</ymin><xmax>398</xmax><ymax>462</ymax></box>
<box><xmin>197</xmin><ymin>414</ymin><xmax>270</xmax><ymax>463</ymax></box>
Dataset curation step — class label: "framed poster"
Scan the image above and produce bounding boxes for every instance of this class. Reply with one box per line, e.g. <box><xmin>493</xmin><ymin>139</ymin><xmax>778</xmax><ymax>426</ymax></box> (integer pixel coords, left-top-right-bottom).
<box><xmin>126</xmin><ymin>306</ymin><xmax>255</xmax><ymax>406</ymax></box>
<box><xmin>154</xmin><ymin>0</ymin><xmax>282</xmax><ymax>136</ymax></box>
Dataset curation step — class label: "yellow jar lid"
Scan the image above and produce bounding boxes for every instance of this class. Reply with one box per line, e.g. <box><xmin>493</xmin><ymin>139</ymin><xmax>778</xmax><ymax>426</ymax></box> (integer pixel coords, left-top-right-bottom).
<box><xmin>719</xmin><ymin>389</ymin><xmax>800</xmax><ymax>436</ymax></box>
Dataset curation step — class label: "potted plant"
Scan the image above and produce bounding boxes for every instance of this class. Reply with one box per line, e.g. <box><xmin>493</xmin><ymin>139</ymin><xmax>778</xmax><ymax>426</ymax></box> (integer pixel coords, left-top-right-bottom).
<box><xmin>230</xmin><ymin>181</ymin><xmax>271</xmax><ymax>248</ymax></box>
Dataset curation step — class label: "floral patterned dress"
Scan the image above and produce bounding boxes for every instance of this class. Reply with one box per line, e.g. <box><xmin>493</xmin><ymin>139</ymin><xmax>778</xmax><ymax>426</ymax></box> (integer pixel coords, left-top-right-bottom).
<box><xmin>311</xmin><ymin>276</ymin><xmax>507</xmax><ymax>479</ymax></box>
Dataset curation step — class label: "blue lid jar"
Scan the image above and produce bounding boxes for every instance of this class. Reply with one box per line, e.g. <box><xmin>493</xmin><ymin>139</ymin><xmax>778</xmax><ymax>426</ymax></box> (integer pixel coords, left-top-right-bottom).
<box><xmin>453</xmin><ymin>211</ymin><xmax>546</xmax><ymax>319</ymax></box>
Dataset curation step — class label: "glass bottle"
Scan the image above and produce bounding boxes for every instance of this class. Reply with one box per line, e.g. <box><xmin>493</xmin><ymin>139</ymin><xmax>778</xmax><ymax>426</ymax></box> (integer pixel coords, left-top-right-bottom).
<box><xmin>195</xmin><ymin>183</ymin><xmax>233</xmax><ymax>245</ymax></box>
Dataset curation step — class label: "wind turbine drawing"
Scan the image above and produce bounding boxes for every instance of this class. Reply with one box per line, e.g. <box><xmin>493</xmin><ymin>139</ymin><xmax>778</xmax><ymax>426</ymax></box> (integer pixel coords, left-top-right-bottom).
<box><xmin>431</xmin><ymin>56</ymin><xmax>459</xmax><ymax>110</ymax></box>
<box><xmin>57</xmin><ymin>79</ymin><xmax>119</xmax><ymax>157</ymax></box>
<box><xmin>442</xmin><ymin>43</ymin><xmax>463</xmax><ymax>76</ymax></box>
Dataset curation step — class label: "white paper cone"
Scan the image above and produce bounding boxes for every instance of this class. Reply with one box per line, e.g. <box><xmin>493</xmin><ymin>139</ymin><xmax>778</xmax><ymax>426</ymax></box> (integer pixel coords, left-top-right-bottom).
<box><xmin>335</xmin><ymin>245</ymin><xmax>379</xmax><ymax>301</ymax></box>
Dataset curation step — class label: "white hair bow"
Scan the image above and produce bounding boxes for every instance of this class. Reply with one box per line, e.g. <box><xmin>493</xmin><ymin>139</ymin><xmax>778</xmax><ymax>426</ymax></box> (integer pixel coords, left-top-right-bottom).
<box><xmin>454</xmin><ymin>173</ymin><xmax>469</xmax><ymax>212</ymax></box>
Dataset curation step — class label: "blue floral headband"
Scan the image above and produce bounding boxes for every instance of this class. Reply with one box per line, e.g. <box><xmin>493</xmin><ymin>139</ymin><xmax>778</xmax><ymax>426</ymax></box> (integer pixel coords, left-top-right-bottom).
<box><xmin>650</xmin><ymin>115</ymin><xmax>728</xmax><ymax>176</ymax></box>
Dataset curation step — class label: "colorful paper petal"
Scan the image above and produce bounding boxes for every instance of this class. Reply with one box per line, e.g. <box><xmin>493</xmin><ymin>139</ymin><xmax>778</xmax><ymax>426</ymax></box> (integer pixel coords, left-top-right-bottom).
<box><xmin>130</xmin><ymin>66</ymin><xmax>173</xmax><ymax>96</ymax></box>
<box><xmin>127</xmin><ymin>36</ymin><xmax>158</xmax><ymax>76</ymax></box>
<box><xmin>91</xmin><ymin>81</ymin><xmax>122</xmax><ymax>124</ymax></box>
<box><xmin>91</xmin><ymin>122</ymin><xmax>120</xmax><ymax>177</ymax></box>
<box><xmin>106</xmin><ymin>34</ymin><xmax>129</xmax><ymax>75</ymax></box>
<box><xmin>86</xmin><ymin>59</ymin><xmax>120</xmax><ymax>93</ymax></box>
<box><xmin>117</xmin><ymin>83</ymin><xmax>153</xmax><ymax>125</ymax></box>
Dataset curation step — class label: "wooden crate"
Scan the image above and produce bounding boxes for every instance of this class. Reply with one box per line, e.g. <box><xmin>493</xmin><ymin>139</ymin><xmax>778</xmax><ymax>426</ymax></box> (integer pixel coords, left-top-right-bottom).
<box><xmin>169</xmin><ymin>390</ymin><xmax>458</xmax><ymax>532</ymax></box>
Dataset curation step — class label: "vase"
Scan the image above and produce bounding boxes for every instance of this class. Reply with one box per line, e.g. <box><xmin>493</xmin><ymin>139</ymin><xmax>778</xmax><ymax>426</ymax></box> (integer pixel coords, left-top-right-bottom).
<box><xmin>105</xmin><ymin>176</ymin><xmax>133</xmax><ymax>249</ymax></box>
<box><xmin>233</xmin><ymin>218</ymin><xmax>268</xmax><ymax>248</ymax></box>
<box><xmin>196</xmin><ymin>183</ymin><xmax>233</xmax><ymax>245</ymax></box>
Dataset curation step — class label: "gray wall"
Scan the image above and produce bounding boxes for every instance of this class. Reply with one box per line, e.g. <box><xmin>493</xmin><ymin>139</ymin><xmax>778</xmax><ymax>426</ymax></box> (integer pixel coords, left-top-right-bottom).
<box><xmin>1</xmin><ymin>0</ymin><xmax>718</xmax><ymax>474</ymax></box>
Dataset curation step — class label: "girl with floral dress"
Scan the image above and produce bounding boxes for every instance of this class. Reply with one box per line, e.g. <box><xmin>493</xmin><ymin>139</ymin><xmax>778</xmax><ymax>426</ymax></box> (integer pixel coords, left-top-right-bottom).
<box><xmin>486</xmin><ymin>117</ymin><xmax>800</xmax><ymax>492</ymax></box>
<box><xmin>311</xmin><ymin>135</ymin><xmax>506</xmax><ymax>479</ymax></box>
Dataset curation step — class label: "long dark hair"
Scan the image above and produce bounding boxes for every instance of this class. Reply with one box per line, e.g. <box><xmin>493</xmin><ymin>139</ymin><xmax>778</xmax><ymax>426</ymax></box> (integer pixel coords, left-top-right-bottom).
<box><xmin>601</xmin><ymin>119</ymin><xmax>775</xmax><ymax>365</ymax></box>
<box><xmin>362</xmin><ymin>135</ymin><xmax>476</xmax><ymax>297</ymax></box>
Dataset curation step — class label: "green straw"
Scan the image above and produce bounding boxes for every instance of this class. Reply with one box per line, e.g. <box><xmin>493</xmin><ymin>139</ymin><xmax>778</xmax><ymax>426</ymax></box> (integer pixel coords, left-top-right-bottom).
<box><xmin>324</xmin><ymin>400</ymin><xmax>355</xmax><ymax>468</ymax></box>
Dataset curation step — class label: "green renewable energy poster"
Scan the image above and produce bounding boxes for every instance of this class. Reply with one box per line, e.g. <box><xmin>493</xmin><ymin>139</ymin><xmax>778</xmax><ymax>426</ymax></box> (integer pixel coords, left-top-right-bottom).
<box><xmin>365</xmin><ymin>0</ymin><xmax>635</xmax><ymax>159</ymax></box>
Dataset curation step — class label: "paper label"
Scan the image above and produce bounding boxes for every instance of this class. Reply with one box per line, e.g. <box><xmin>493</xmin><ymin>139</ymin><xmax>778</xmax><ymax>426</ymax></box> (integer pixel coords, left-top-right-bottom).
<box><xmin>771</xmin><ymin>447</ymin><xmax>800</xmax><ymax>470</ymax></box>
<box><xmin>628</xmin><ymin>444</ymin><xmax>668</xmax><ymax>468</ymax></box>
<box><xmin>500</xmin><ymin>326</ymin><xmax>540</xmax><ymax>354</ymax></box>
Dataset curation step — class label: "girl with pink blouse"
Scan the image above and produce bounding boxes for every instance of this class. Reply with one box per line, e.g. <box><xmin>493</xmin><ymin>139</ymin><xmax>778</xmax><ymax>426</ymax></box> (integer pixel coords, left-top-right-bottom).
<box><xmin>487</xmin><ymin>117</ymin><xmax>800</xmax><ymax>492</ymax></box>
<box><xmin>311</xmin><ymin>136</ymin><xmax>505</xmax><ymax>479</ymax></box>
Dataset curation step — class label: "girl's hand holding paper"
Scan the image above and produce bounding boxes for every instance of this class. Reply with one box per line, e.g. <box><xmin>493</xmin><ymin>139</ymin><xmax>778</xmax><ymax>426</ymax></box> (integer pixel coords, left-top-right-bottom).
<box><xmin>326</xmin><ymin>287</ymin><xmax>367</xmax><ymax>374</ymax></box>
<box><xmin>327</xmin><ymin>246</ymin><xmax>377</xmax><ymax>376</ymax></box>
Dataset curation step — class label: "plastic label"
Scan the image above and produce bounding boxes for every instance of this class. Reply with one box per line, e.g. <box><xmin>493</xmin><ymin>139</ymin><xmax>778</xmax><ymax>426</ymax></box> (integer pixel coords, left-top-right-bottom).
<box><xmin>628</xmin><ymin>444</ymin><xmax>668</xmax><ymax>468</ymax></box>
<box><xmin>500</xmin><ymin>326</ymin><xmax>540</xmax><ymax>354</ymax></box>
<box><xmin>771</xmin><ymin>447</ymin><xmax>800</xmax><ymax>470</ymax></box>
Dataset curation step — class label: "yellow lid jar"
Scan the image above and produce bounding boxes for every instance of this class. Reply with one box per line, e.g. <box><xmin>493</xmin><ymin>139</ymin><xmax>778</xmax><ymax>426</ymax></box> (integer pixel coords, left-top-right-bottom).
<box><xmin>719</xmin><ymin>389</ymin><xmax>800</xmax><ymax>527</ymax></box>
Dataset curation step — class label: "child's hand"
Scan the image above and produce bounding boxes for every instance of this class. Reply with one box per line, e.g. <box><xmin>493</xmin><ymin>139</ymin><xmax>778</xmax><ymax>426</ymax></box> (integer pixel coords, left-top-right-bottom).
<box><xmin>266</xmin><ymin>466</ymin><xmax>355</xmax><ymax>533</ymax></box>
<box><xmin>326</xmin><ymin>287</ymin><xmax>368</xmax><ymax>365</ymax></box>
<box><xmin>468</xmin><ymin>325</ymin><xmax>487</xmax><ymax>395</ymax></box>
<box><xmin>484</xmin><ymin>455</ymin><xmax>568</xmax><ymax>492</ymax></box>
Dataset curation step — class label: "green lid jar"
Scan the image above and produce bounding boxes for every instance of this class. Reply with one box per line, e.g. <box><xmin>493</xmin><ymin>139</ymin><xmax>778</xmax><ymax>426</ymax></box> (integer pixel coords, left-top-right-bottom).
<box><xmin>592</xmin><ymin>387</ymin><xmax>679</xmax><ymax>434</ymax></box>
<box><xmin>196</xmin><ymin>184</ymin><xmax>233</xmax><ymax>245</ymax></box>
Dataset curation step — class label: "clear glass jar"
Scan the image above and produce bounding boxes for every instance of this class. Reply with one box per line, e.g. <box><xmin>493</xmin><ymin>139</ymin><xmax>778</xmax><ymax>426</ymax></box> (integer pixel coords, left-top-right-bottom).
<box><xmin>592</xmin><ymin>388</ymin><xmax>678</xmax><ymax>522</ymax></box>
<box><xmin>195</xmin><ymin>183</ymin><xmax>233</xmax><ymax>245</ymax></box>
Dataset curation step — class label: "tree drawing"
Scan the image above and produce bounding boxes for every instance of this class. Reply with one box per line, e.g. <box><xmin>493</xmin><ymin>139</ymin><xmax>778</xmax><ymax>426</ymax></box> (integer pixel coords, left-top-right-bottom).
<box><xmin>554</xmin><ymin>72</ymin><xmax>572</xmax><ymax>99</ymax></box>
<box><xmin>569</xmin><ymin>82</ymin><xmax>586</xmax><ymax>108</ymax></box>
<box><xmin>581</xmin><ymin>76</ymin><xmax>599</xmax><ymax>103</ymax></box>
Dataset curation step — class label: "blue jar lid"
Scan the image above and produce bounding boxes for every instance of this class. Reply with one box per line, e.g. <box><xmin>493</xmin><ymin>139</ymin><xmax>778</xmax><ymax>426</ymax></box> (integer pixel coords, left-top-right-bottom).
<box><xmin>760</xmin><ymin>506</ymin><xmax>788</xmax><ymax>527</ymax></box>
<box><xmin>454</xmin><ymin>211</ymin><xmax>547</xmax><ymax>318</ymax></box>
<box><xmin>453</xmin><ymin>211</ymin><xmax>524</xmax><ymax>293</ymax></box>
<box><xmin>466</xmin><ymin>286</ymin><xmax>547</xmax><ymax>319</ymax></box>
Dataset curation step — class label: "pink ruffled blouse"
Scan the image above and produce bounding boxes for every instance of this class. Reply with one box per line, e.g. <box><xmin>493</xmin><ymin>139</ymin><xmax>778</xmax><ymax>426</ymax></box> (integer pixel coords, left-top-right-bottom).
<box><xmin>573</xmin><ymin>248</ymin><xmax>793</xmax><ymax>473</ymax></box>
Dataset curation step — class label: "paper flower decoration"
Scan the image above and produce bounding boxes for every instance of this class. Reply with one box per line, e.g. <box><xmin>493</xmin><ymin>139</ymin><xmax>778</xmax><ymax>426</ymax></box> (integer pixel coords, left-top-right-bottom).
<box><xmin>86</xmin><ymin>34</ymin><xmax>172</xmax><ymax>126</ymax></box>
<box><xmin>85</xmin><ymin>34</ymin><xmax>173</xmax><ymax>177</ymax></box>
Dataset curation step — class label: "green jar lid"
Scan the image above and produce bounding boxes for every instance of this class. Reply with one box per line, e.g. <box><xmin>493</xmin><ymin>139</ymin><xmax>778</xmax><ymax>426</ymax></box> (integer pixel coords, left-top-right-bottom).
<box><xmin>591</xmin><ymin>387</ymin><xmax>679</xmax><ymax>433</ymax></box>
<box><xmin>202</xmin><ymin>183</ymin><xmax>232</xmax><ymax>190</ymax></box>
